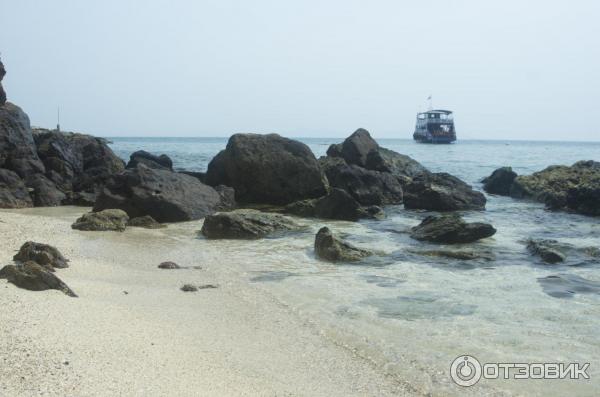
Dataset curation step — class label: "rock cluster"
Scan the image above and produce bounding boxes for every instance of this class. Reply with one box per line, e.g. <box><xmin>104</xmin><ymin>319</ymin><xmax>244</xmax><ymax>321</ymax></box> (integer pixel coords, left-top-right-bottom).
<box><xmin>0</xmin><ymin>242</ymin><xmax>76</xmax><ymax>297</ymax></box>
<box><xmin>285</xmin><ymin>188</ymin><xmax>383</xmax><ymax>221</ymax></box>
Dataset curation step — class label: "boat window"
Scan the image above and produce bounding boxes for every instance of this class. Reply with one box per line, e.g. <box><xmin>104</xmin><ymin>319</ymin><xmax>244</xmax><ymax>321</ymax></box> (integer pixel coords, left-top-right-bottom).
<box><xmin>418</xmin><ymin>114</ymin><xmax>425</xmax><ymax>120</ymax></box>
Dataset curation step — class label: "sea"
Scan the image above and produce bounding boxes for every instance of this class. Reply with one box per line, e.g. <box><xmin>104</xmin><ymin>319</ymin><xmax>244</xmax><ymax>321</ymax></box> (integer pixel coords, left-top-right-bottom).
<box><xmin>108</xmin><ymin>137</ymin><xmax>600</xmax><ymax>396</ymax></box>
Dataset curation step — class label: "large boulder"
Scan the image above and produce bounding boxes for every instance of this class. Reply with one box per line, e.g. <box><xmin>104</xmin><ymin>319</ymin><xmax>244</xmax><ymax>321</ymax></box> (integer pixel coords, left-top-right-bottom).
<box><xmin>319</xmin><ymin>156</ymin><xmax>404</xmax><ymax>206</ymax></box>
<box><xmin>72</xmin><ymin>209</ymin><xmax>129</xmax><ymax>231</ymax></box>
<box><xmin>404</xmin><ymin>172</ymin><xmax>486</xmax><ymax>211</ymax></box>
<box><xmin>314</xmin><ymin>226</ymin><xmax>373</xmax><ymax>262</ymax></box>
<box><xmin>13</xmin><ymin>241</ymin><xmax>69</xmax><ymax>271</ymax></box>
<box><xmin>25</xmin><ymin>174</ymin><xmax>66</xmax><ymax>207</ymax></box>
<box><xmin>205</xmin><ymin>133</ymin><xmax>328</xmax><ymax>205</ymax></box>
<box><xmin>94</xmin><ymin>164</ymin><xmax>232</xmax><ymax>222</ymax></box>
<box><xmin>0</xmin><ymin>103</ymin><xmax>45</xmax><ymax>178</ymax></box>
<box><xmin>285</xmin><ymin>188</ymin><xmax>383</xmax><ymax>221</ymax></box>
<box><xmin>410</xmin><ymin>214</ymin><xmax>496</xmax><ymax>244</ymax></box>
<box><xmin>482</xmin><ymin>167</ymin><xmax>517</xmax><ymax>196</ymax></box>
<box><xmin>510</xmin><ymin>161</ymin><xmax>600</xmax><ymax>216</ymax></box>
<box><xmin>126</xmin><ymin>150</ymin><xmax>173</xmax><ymax>171</ymax></box>
<box><xmin>33</xmin><ymin>129</ymin><xmax>125</xmax><ymax>203</ymax></box>
<box><xmin>201</xmin><ymin>209</ymin><xmax>301</xmax><ymax>239</ymax></box>
<box><xmin>0</xmin><ymin>168</ymin><xmax>32</xmax><ymax>208</ymax></box>
<box><xmin>338</xmin><ymin>128</ymin><xmax>379</xmax><ymax>167</ymax></box>
<box><xmin>0</xmin><ymin>261</ymin><xmax>77</xmax><ymax>297</ymax></box>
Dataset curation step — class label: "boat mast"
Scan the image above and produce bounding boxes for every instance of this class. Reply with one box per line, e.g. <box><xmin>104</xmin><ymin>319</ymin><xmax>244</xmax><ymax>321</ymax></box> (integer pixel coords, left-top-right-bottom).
<box><xmin>427</xmin><ymin>94</ymin><xmax>433</xmax><ymax>111</ymax></box>
<box><xmin>56</xmin><ymin>106</ymin><xmax>60</xmax><ymax>132</ymax></box>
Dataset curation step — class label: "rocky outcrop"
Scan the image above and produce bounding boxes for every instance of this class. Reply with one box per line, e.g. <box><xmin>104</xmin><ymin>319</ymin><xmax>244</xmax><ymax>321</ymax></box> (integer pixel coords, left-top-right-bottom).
<box><xmin>13</xmin><ymin>241</ymin><xmax>69</xmax><ymax>271</ymax></box>
<box><xmin>410</xmin><ymin>215</ymin><xmax>496</xmax><ymax>244</ymax></box>
<box><xmin>482</xmin><ymin>167</ymin><xmax>517</xmax><ymax>195</ymax></box>
<box><xmin>0</xmin><ymin>58</ymin><xmax>6</xmax><ymax>105</ymax></box>
<box><xmin>201</xmin><ymin>210</ymin><xmax>301</xmax><ymax>239</ymax></box>
<box><xmin>26</xmin><ymin>174</ymin><xmax>67</xmax><ymax>207</ymax></box>
<box><xmin>510</xmin><ymin>161</ymin><xmax>600</xmax><ymax>216</ymax></box>
<box><xmin>0</xmin><ymin>168</ymin><xmax>33</xmax><ymax>208</ymax></box>
<box><xmin>72</xmin><ymin>209</ymin><xmax>129</xmax><ymax>231</ymax></box>
<box><xmin>33</xmin><ymin>128</ymin><xmax>125</xmax><ymax>204</ymax></box>
<box><xmin>285</xmin><ymin>188</ymin><xmax>383</xmax><ymax>221</ymax></box>
<box><xmin>526</xmin><ymin>239</ymin><xmax>565</xmax><ymax>264</ymax></box>
<box><xmin>126</xmin><ymin>150</ymin><xmax>173</xmax><ymax>171</ymax></box>
<box><xmin>314</xmin><ymin>226</ymin><xmax>373</xmax><ymax>262</ymax></box>
<box><xmin>205</xmin><ymin>133</ymin><xmax>328</xmax><ymax>205</ymax></box>
<box><xmin>404</xmin><ymin>172</ymin><xmax>487</xmax><ymax>211</ymax></box>
<box><xmin>94</xmin><ymin>164</ymin><xmax>231</xmax><ymax>222</ymax></box>
<box><xmin>127</xmin><ymin>215</ymin><xmax>166</xmax><ymax>229</ymax></box>
<box><xmin>319</xmin><ymin>156</ymin><xmax>404</xmax><ymax>206</ymax></box>
<box><xmin>0</xmin><ymin>261</ymin><xmax>77</xmax><ymax>297</ymax></box>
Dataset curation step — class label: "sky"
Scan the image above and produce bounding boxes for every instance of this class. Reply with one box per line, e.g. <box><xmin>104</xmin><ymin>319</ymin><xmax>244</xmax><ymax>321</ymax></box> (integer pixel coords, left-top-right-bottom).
<box><xmin>1</xmin><ymin>0</ymin><xmax>599</xmax><ymax>140</ymax></box>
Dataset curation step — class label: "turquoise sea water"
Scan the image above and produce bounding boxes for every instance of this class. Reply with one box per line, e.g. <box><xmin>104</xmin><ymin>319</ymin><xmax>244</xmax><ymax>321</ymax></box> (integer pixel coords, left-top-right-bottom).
<box><xmin>108</xmin><ymin>137</ymin><xmax>600</xmax><ymax>396</ymax></box>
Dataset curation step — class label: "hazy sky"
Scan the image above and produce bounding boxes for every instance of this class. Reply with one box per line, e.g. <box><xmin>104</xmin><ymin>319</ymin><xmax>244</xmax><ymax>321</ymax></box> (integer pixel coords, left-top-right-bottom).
<box><xmin>1</xmin><ymin>0</ymin><xmax>599</xmax><ymax>140</ymax></box>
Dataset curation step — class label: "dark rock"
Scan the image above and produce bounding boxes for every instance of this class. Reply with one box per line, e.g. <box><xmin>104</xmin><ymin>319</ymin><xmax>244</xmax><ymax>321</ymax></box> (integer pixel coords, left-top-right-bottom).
<box><xmin>0</xmin><ymin>168</ymin><xmax>32</xmax><ymax>208</ymax></box>
<box><xmin>158</xmin><ymin>261</ymin><xmax>180</xmax><ymax>269</ymax></box>
<box><xmin>180</xmin><ymin>284</ymin><xmax>198</xmax><ymax>292</ymax></box>
<box><xmin>410</xmin><ymin>249</ymin><xmax>494</xmax><ymax>261</ymax></box>
<box><xmin>0</xmin><ymin>58</ymin><xmax>5</xmax><ymax>105</ymax></box>
<box><xmin>128</xmin><ymin>215</ymin><xmax>166</xmax><ymax>229</ymax></box>
<box><xmin>404</xmin><ymin>173</ymin><xmax>486</xmax><ymax>211</ymax></box>
<box><xmin>510</xmin><ymin>161</ymin><xmax>600</xmax><ymax>216</ymax></box>
<box><xmin>25</xmin><ymin>174</ymin><xmax>66</xmax><ymax>207</ymax></box>
<box><xmin>314</xmin><ymin>226</ymin><xmax>373</xmax><ymax>262</ymax></box>
<box><xmin>410</xmin><ymin>215</ymin><xmax>496</xmax><ymax>244</ymax></box>
<box><xmin>0</xmin><ymin>103</ymin><xmax>45</xmax><ymax>178</ymax></box>
<box><xmin>319</xmin><ymin>156</ymin><xmax>404</xmax><ymax>206</ymax></box>
<box><xmin>72</xmin><ymin>209</ymin><xmax>129</xmax><ymax>231</ymax></box>
<box><xmin>285</xmin><ymin>188</ymin><xmax>383</xmax><ymax>221</ymax></box>
<box><xmin>13</xmin><ymin>241</ymin><xmax>69</xmax><ymax>271</ymax></box>
<box><xmin>201</xmin><ymin>209</ymin><xmax>301</xmax><ymax>239</ymax></box>
<box><xmin>33</xmin><ymin>129</ymin><xmax>125</xmax><ymax>202</ymax></box>
<box><xmin>482</xmin><ymin>167</ymin><xmax>517</xmax><ymax>196</ymax></box>
<box><xmin>205</xmin><ymin>133</ymin><xmax>328</xmax><ymax>205</ymax></box>
<box><xmin>0</xmin><ymin>261</ymin><xmax>77</xmax><ymax>297</ymax></box>
<box><xmin>71</xmin><ymin>191</ymin><xmax>96</xmax><ymax>206</ymax></box>
<box><xmin>126</xmin><ymin>150</ymin><xmax>173</xmax><ymax>171</ymax></box>
<box><xmin>94</xmin><ymin>164</ymin><xmax>229</xmax><ymax>223</ymax></box>
<box><xmin>339</xmin><ymin>128</ymin><xmax>379</xmax><ymax>167</ymax></box>
<box><xmin>178</xmin><ymin>171</ymin><xmax>207</xmax><ymax>183</ymax></box>
<box><xmin>214</xmin><ymin>185</ymin><xmax>236</xmax><ymax>210</ymax></box>
<box><xmin>526</xmin><ymin>239</ymin><xmax>566</xmax><ymax>264</ymax></box>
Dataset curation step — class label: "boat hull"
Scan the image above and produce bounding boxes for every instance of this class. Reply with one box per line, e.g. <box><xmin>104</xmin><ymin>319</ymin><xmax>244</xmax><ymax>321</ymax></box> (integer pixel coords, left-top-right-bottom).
<box><xmin>413</xmin><ymin>133</ymin><xmax>456</xmax><ymax>144</ymax></box>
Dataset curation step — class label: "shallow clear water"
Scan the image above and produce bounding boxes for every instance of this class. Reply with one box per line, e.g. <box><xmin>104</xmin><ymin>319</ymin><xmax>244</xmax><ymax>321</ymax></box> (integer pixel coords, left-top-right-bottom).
<box><xmin>109</xmin><ymin>137</ymin><xmax>600</xmax><ymax>396</ymax></box>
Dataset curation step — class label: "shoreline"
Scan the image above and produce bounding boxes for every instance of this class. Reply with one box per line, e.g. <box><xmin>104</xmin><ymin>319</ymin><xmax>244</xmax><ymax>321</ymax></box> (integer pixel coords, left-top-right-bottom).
<box><xmin>0</xmin><ymin>207</ymin><xmax>408</xmax><ymax>396</ymax></box>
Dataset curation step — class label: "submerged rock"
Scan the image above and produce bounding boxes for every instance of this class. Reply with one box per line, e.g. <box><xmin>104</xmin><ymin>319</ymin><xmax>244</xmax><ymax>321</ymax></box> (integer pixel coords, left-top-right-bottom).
<box><xmin>13</xmin><ymin>241</ymin><xmax>69</xmax><ymax>271</ymax></box>
<box><xmin>127</xmin><ymin>215</ymin><xmax>166</xmax><ymax>229</ymax></box>
<box><xmin>510</xmin><ymin>160</ymin><xmax>600</xmax><ymax>216</ymax></box>
<box><xmin>0</xmin><ymin>261</ymin><xmax>77</xmax><ymax>297</ymax></box>
<box><xmin>314</xmin><ymin>226</ymin><xmax>373</xmax><ymax>262</ymax></box>
<box><xmin>180</xmin><ymin>284</ymin><xmax>198</xmax><ymax>292</ymax></box>
<box><xmin>72</xmin><ymin>209</ymin><xmax>129</xmax><ymax>231</ymax></box>
<box><xmin>0</xmin><ymin>168</ymin><xmax>33</xmax><ymax>208</ymax></box>
<box><xmin>482</xmin><ymin>167</ymin><xmax>517</xmax><ymax>196</ymax></box>
<box><xmin>411</xmin><ymin>249</ymin><xmax>494</xmax><ymax>261</ymax></box>
<box><xmin>526</xmin><ymin>239</ymin><xmax>566</xmax><ymax>264</ymax></box>
<box><xmin>205</xmin><ymin>133</ymin><xmax>328</xmax><ymax>205</ymax></box>
<box><xmin>201</xmin><ymin>210</ymin><xmax>301</xmax><ymax>239</ymax></box>
<box><xmin>158</xmin><ymin>261</ymin><xmax>180</xmax><ymax>269</ymax></box>
<box><xmin>285</xmin><ymin>188</ymin><xmax>383</xmax><ymax>221</ymax></box>
<box><xmin>94</xmin><ymin>164</ymin><xmax>231</xmax><ymax>222</ymax></box>
<box><xmin>404</xmin><ymin>173</ymin><xmax>486</xmax><ymax>211</ymax></box>
<box><xmin>410</xmin><ymin>215</ymin><xmax>496</xmax><ymax>244</ymax></box>
<box><xmin>126</xmin><ymin>150</ymin><xmax>173</xmax><ymax>171</ymax></box>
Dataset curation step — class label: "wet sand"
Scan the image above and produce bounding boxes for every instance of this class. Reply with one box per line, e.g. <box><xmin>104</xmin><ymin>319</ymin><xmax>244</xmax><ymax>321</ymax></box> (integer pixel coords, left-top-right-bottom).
<box><xmin>0</xmin><ymin>207</ymin><xmax>408</xmax><ymax>397</ymax></box>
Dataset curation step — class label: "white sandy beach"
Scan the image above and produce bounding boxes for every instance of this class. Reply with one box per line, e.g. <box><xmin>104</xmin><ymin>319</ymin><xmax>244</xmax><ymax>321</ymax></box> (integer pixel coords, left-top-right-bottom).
<box><xmin>0</xmin><ymin>207</ymin><xmax>409</xmax><ymax>397</ymax></box>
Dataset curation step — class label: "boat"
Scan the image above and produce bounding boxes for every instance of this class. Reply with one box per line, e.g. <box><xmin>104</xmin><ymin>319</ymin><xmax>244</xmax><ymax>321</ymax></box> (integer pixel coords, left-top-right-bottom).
<box><xmin>413</xmin><ymin>109</ymin><xmax>456</xmax><ymax>143</ymax></box>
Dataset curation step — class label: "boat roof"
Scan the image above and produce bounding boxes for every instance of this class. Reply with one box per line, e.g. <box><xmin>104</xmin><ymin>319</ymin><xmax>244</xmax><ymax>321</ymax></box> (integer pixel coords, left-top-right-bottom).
<box><xmin>420</xmin><ymin>109</ymin><xmax>453</xmax><ymax>114</ymax></box>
